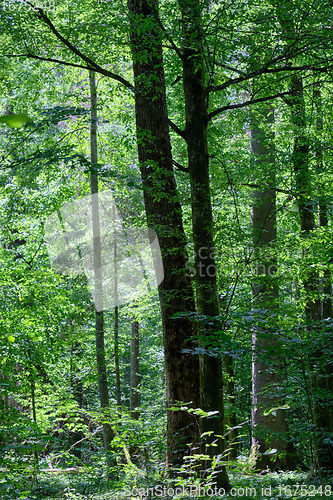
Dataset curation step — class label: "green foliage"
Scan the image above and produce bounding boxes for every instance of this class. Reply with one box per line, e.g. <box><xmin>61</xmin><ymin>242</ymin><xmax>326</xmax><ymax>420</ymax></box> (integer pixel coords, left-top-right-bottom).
<box><xmin>0</xmin><ymin>113</ymin><xmax>32</xmax><ymax>128</ymax></box>
<box><xmin>1</xmin><ymin>0</ymin><xmax>333</xmax><ymax>496</ymax></box>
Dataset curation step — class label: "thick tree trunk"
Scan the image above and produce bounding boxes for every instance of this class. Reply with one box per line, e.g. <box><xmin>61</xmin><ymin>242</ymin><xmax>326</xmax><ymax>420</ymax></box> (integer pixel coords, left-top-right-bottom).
<box><xmin>130</xmin><ymin>320</ymin><xmax>140</xmax><ymax>420</ymax></box>
<box><xmin>250</xmin><ymin>106</ymin><xmax>289</xmax><ymax>469</ymax></box>
<box><xmin>89</xmin><ymin>71</ymin><xmax>115</xmax><ymax>460</ymax></box>
<box><xmin>127</xmin><ymin>0</ymin><xmax>200</xmax><ymax>468</ymax></box>
<box><xmin>178</xmin><ymin>0</ymin><xmax>229</xmax><ymax>489</ymax></box>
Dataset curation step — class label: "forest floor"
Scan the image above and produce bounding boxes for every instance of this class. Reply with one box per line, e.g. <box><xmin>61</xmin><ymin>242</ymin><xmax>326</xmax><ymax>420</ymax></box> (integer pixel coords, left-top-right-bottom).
<box><xmin>13</xmin><ymin>469</ymin><xmax>332</xmax><ymax>500</ymax></box>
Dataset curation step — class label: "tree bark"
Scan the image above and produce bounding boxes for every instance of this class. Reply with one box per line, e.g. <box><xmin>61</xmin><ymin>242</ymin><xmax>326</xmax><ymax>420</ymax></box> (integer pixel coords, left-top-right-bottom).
<box><xmin>289</xmin><ymin>74</ymin><xmax>332</xmax><ymax>469</ymax></box>
<box><xmin>313</xmin><ymin>85</ymin><xmax>333</xmax><ymax>319</ymax></box>
<box><xmin>113</xmin><ymin>204</ymin><xmax>121</xmax><ymax>410</ymax></box>
<box><xmin>276</xmin><ymin>2</ymin><xmax>333</xmax><ymax>468</ymax></box>
<box><xmin>312</xmin><ymin>84</ymin><xmax>333</xmax><ymax>466</ymax></box>
<box><xmin>69</xmin><ymin>342</ymin><xmax>84</xmax><ymax>459</ymax></box>
<box><xmin>272</xmin><ymin>3</ymin><xmax>332</xmax><ymax>469</ymax></box>
<box><xmin>177</xmin><ymin>0</ymin><xmax>229</xmax><ymax>489</ymax></box>
<box><xmin>130</xmin><ymin>320</ymin><xmax>140</xmax><ymax>420</ymax></box>
<box><xmin>89</xmin><ymin>70</ymin><xmax>115</xmax><ymax>461</ymax></box>
<box><xmin>127</xmin><ymin>0</ymin><xmax>200</xmax><ymax>468</ymax></box>
<box><xmin>250</xmin><ymin>106</ymin><xmax>290</xmax><ymax>469</ymax></box>
<box><xmin>224</xmin><ymin>354</ymin><xmax>238</xmax><ymax>460</ymax></box>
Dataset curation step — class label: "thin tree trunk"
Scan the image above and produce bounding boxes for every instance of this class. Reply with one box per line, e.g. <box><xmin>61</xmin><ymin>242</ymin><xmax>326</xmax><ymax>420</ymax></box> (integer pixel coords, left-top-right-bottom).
<box><xmin>113</xmin><ymin>204</ymin><xmax>121</xmax><ymax>410</ymax></box>
<box><xmin>130</xmin><ymin>320</ymin><xmax>140</xmax><ymax>420</ymax></box>
<box><xmin>30</xmin><ymin>374</ymin><xmax>39</xmax><ymax>465</ymax></box>
<box><xmin>127</xmin><ymin>0</ymin><xmax>200</xmax><ymax>468</ymax></box>
<box><xmin>250</xmin><ymin>106</ymin><xmax>289</xmax><ymax>469</ymax></box>
<box><xmin>114</xmin><ymin>307</ymin><xmax>121</xmax><ymax>409</ymax></box>
<box><xmin>313</xmin><ymin>85</ymin><xmax>333</xmax><ymax>318</ymax></box>
<box><xmin>30</xmin><ymin>376</ymin><xmax>37</xmax><ymax>424</ymax></box>
<box><xmin>289</xmin><ymin>74</ymin><xmax>331</xmax><ymax>469</ymax></box>
<box><xmin>273</xmin><ymin>3</ymin><xmax>332</xmax><ymax>469</ymax></box>
<box><xmin>178</xmin><ymin>0</ymin><xmax>229</xmax><ymax>489</ymax></box>
<box><xmin>312</xmin><ymin>84</ymin><xmax>333</xmax><ymax>464</ymax></box>
<box><xmin>89</xmin><ymin>70</ymin><xmax>115</xmax><ymax>460</ymax></box>
<box><xmin>224</xmin><ymin>354</ymin><xmax>238</xmax><ymax>460</ymax></box>
<box><xmin>69</xmin><ymin>342</ymin><xmax>84</xmax><ymax>459</ymax></box>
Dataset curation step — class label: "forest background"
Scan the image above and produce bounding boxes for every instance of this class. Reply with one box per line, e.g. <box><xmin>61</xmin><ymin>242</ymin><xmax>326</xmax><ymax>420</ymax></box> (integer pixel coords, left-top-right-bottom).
<box><xmin>0</xmin><ymin>0</ymin><xmax>333</xmax><ymax>498</ymax></box>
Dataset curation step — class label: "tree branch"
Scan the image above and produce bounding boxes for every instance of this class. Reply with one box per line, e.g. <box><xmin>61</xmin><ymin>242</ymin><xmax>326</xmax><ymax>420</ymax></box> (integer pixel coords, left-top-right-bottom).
<box><xmin>207</xmin><ymin>91</ymin><xmax>292</xmax><ymax>121</ymax></box>
<box><xmin>241</xmin><ymin>183</ymin><xmax>295</xmax><ymax>196</ymax></box>
<box><xmin>5</xmin><ymin>53</ymin><xmax>95</xmax><ymax>72</ymax></box>
<box><xmin>172</xmin><ymin>159</ymin><xmax>188</xmax><ymax>173</ymax></box>
<box><xmin>206</xmin><ymin>63</ymin><xmax>333</xmax><ymax>95</ymax></box>
<box><xmin>28</xmin><ymin>3</ymin><xmax>135</xmax><ymax>90</ymax></box>
<box><xmin>23</xmin><ymin>3</ymin><xmax>186</xmax><ymax>139</ymax></box>
<box><xmin>142</xmin><ymin>0</ymin><xmax>184</xmax><ymax>60</ymax></box>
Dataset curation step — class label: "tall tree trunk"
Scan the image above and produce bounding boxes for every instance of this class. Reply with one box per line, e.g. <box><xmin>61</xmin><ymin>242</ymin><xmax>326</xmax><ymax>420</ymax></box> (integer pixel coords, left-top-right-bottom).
<box><xmin>224</xmin><ymin>355</ymin><xmax>238</xmax><ymax>460</ymax></box>
<box><xmin>30</xmin><ymin>373</ymin><xmax>39</xmax><ymax>465</ymax></box>
<box><xmin>250</xmin><ymin>106</ymin><xmax>289</xmax><ymax>469</ymax></box>
<box><xmin>289</xmin><ymin>75</ymin><xmax>332</xmax><ymax>469</ymax></box>
<box><xmin>313</xmin><ymin>85</ymin><xmax>333</xmax><ymax>319</ymax></box>
<box><xmin>312</xmin><ymin>84</ymin><xmax>333</xmax><ymax>465</ymax></box>
<box><xmin>178</xmin><ymin>0</ymin><xmax>229</xmax><ymax>489</ymax></box>
<box><xmin>130</xmin><ymin>320</ymin><xmax>140</xmax><ymax>420</ymax></box>
<box><xmin>69</xmin><ymin>342</ymin><xmax>84</xmax><ymax>459</ymax></box>
<box><xmin>113</xmin><ymin>204</ymin><xmax>121</xmax><ymax>410</ymax></box>
<box><xmin>127</xmin><ymin>0</ymin><xmax>200</xmax><ymax>468</ymax></box>
<box><xmin>89</xmin><ymin>70</ymin><xmax>115</xmax><ymax>461</ymax></box>
<box><xmin>273</xmin><ymin>3</ymin><xmax>332</xmax><ymax>469</ymax></box>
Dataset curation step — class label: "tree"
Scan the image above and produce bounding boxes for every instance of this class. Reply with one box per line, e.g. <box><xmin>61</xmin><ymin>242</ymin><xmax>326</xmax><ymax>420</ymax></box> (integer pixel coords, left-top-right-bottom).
<box><xmin>113</xmin><ymin>205</ymin><xmax>122</xmax><ymax>410</ymax></box>
<box><xmin>127</xmin><ymin>0</ymin><xmax>201</xmax><ymax>468</ymax></box>
<box><xmin>176</xmin><ymin>0</ymin><xmax>229</xmax><ymax>487</ymax></box>
<box><xmin>130</xmin><ymin>320</ymin><xmax>140</xmax><ymax>420</ymax></box>
<box><xmin>250</xmin><ymin>105</ymin><xmax>290</xmax><ymax>469</ymax></box>
<box><xmin>2</xmin><ymin>0</ymin><xmax>333</xmax><ymax>486</ymax></box>
<box><xmin>273</xmin><ymin>1</ymin><xmax>333</xmax><ymax>467</ymax></box>
<box><xmin>312</xmin><ymin>84</ymin><xmax>333</xmax><ymax>467</ymax></box>
<box><xmin>89</xmin><ymin>70</ymin><xmax>115</xmax><ymax>464</ymax></box>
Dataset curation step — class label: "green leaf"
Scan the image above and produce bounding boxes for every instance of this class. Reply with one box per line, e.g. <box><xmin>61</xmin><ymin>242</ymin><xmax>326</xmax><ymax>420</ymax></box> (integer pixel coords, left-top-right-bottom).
<box><xmin>0</xmin><ymin>113</ymin><xmax>32</xmax><ymax>128</ymax></box>
<box><xmin>7</xmin><ymin>335</ymin><xmax>15</xmax><ymax>343</ymax></box>
<box><xmin>263</xmin><ymin>404</ymin><xmax>290</xmax><ymax>416</ymax></box>
<box><xmin>207</xmin><ymin>410</ymin><xmax>219</xmax><ymax>417</ymax></box>
<box><xmin>201</xmin><ymin>431</ymin><xmax>214</xmax><ymax>437</ymax></box>
<box><xmin>263</xmin><ymin>448</ymin><xmax>277</xmax><ymax>455</ymax></box>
